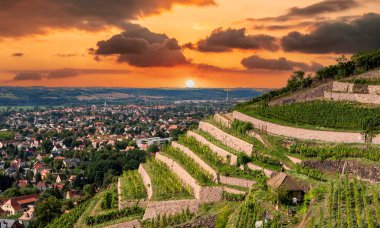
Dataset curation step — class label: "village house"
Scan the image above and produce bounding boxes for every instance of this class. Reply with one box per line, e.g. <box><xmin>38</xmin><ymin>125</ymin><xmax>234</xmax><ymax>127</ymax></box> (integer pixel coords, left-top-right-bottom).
<box><xmin>0</xmin><ymin>219</ymin><xmax>23</xmax><ymax>228</ymax></box>
<box><xmin>1</xmin><ymin>194</ymin><xmax>39</xmax><ymax>215</ymax></box>
<box><xmin>18</xmin><ymin>205</ymin><xmax>34</xmax><ymax>226</ymax></box>
<box><xmin>56</xmin><ymin>174</ymin><xmax>66</xmax><ymax>183</ymax></box>
<box><xmin>36</xmin><ymin>181</ymin><xmax>47</xmax><ymax>191</ymax></box>
<box><xmin>267</xmin><ymin>172</ymin><xmax>309</xmax><ymax>204</ymax></box>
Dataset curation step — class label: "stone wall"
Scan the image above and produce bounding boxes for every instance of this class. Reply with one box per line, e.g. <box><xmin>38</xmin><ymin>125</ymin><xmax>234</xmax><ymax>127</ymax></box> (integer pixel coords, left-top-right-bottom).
<box><xmin>172</xmin><ymin>142</ymin><xmax>218</xmax><ymax>181</ymax></box>
<box><xmin>232</xmin><ymin>111</ymin><xmax>370</xmax><ymax>144</ymax></box>
<box><xmin>155</xmin><ymin>153</ymin><xmax>222</xmax><ymax>203</ymax></box>
<box><xmin>324</xmin><ymin>91</ymin><xmax>380</xmax><ymax>105</ymax></box>
<box><xmin>219</xmin><ymin>175</ymin><xmax>255</xmax><ymax>188</ymax></box>
<box><xmin>223</xmin><ymin>187</ymin><xmax>246</xmax><ymax>195</ymax></box>
<box><xmin>247</xmin><ymin>163</ymin><xmax>274</xmax><ymax>178</ymax></box>
<box><xmin>214</xmin><ymin>113</ymin><xmax>231</xmax><ymax>127</ymax></box>
<box><xmin>332</xmin><ymin>81</ymin><xmax>380</xmax><ymax>95</ymax></box>
<box><xmin>187</xmin><ymin>131</ymin><xmax>237</xmax><ymax>165</ymax></box>
<box><xmin>105</xmin><ymin>219</ymin><xmax>141</xmax><ymax>228</ymax></box>
<box><xmin>143</xmin><ymin>199</ymin><xmax>199</xmax><ymax>220</ymax></box>
<box><xmin>332</xmin><ymin>81</ymin><xmax>354</xmax><ymax>93</ymax></box>
<box><xmin>198</xmin><ymin>121</ymin><xmax>253</xmax><ymax>155</ymax></box>
<box><xmin>368</xmin><ymin>85</ymin><xmax>380</xmax><ymax>95</ymax></box>
<box><xmin>138</xmin><ymin>164</ymin><xmax>153</xmax><ymax>200</ymax></box>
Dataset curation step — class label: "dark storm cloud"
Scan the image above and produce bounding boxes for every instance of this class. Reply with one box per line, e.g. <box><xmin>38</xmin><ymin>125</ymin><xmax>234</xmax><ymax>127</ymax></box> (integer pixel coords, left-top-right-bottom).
<box><xmin>241</xmin><ymin>55</ymin><xmax>323</xmax><ymax>72</ymax></box>
<box><xmin>94</xmin><ymin>24</ymin><xmax>189</xmax><ymax>67</ymax></box>
<box><xmin>189</xmin><ymin>28</ymin><xmax>279</xmax><ymax>52</ymax></box>
<box><xmin>0</xmin><ymin>0</ymin><xmax>214</xmax><ymax>37</ymax></box>
<box><xmin>11</xmin><ymin>53</ymin><xmax>24</xmax><ymax>57</ymax></box>
<box><xmin>13</xmin><ymin>72</ymin><xmax>43</xmax><ymax>81</ymax></box>
<box><xmin>281</xmin><ymin>13</ymin><xmax>380</xmax><ymax>54</ymax></box>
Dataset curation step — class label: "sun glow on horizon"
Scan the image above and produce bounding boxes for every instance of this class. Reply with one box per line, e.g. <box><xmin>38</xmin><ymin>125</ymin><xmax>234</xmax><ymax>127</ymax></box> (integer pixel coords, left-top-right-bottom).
<box><xmin>185</xmin><ymin>79</ymin><xmax>195</xmax><ymax>88</ymax></box>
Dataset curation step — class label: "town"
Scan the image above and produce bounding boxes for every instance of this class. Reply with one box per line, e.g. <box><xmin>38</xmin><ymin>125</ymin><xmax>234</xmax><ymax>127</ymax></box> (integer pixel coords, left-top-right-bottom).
<box><xmin>0</xmin><ymin>102</ymin><xmax>231</xmax><ymax>227</ymax></box>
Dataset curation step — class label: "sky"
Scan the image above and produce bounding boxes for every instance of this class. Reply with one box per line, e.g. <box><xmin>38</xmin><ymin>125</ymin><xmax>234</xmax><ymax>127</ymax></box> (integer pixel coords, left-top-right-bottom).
<box><xmin>0</xmin><ymin>0</ymin><xmax>379</xmax><ymax>88</ymax></box>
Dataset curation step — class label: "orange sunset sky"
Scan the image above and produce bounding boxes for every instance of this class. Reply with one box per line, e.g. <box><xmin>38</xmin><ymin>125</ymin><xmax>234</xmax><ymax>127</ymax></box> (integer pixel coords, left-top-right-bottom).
<box><xmin>1</xmin><ymin>0</ymin><xmax>379</xmax><ymax>88</ymax></box>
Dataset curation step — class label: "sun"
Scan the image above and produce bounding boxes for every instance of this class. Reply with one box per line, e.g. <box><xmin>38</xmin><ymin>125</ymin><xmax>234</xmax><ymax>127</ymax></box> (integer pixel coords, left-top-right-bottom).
<box><xmin>185</xmin><ymin>80</ymin><xmax>195</xmax><ymax>88</ymax></box>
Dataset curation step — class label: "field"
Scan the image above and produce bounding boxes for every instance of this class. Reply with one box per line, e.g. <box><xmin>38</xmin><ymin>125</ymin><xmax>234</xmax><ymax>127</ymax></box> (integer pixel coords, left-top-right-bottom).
<box><xmin>237</xmin><ymin>101</ymin><xmax>380</xmax><ymax>132</ymax></box>
<box><xmin>307</xmin><ymin>179</ymin><xmax>380</xmax><ymax>228</ymax></box>
<box><xmin>143</xmin><ymin>159</ymin><xmax>192</xmax><ymax>201</ymax></box>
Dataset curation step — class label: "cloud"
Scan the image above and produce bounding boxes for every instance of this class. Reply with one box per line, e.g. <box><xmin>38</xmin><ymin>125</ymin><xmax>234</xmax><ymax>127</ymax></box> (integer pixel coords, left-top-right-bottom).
<box><xmin>13</xmin><ymin>72</ymin><xmax>42</xmax><ymax>81</ymax></box>
<box><xmin>47</xmin><ymin>69</ymin><xmax>79</xmax><ymax>79</ymax></box>
<box><xmin>241</xmin><ymin>55</ymin><xmax>322</xmax><ymax>72</ymax></box>
<box><xmin>246</xmin><ymin>0</ymin><xmax>360</xmax><ymax>23</ymax></box>
<box><xmin>11</xmin><ymin>53</ymin><xmax>24</xmax><ymax>57</ymax></box>
<box><xmin>287</xmin><ymin>0</ymin><xmax>360</xmax><ymax>17</ymax></box>
<box><xmin>188</xmin><ymin>28</ymin><xmax>279</xmax><ymax>52</ymax></box>
<box><xmin>281</xmin><ymin>13</ymin><xmax>380</xmax><ymax>53</ymax></box>
<box><xmin>10</xmin><ymin>68</ymin><xmax>131</xmax><ymax>81</ymax></box>
<box><xmin>94</xmin><ymin>24</ymin><xmax>189</xmax><ymax>67</ymax></box>
<box><xmin>0</xmin><ymin>0</ymin><xmax>214</xmax><ymax>37</ymax></box>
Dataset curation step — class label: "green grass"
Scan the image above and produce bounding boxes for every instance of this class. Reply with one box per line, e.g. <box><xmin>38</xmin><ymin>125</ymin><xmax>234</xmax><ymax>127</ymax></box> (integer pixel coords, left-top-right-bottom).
<box><xmin>177</xmin><ymin>135</ymin><xmax>266</xmax><ymax>181</ymax></box>
<box><xmin>143</xmin><ymin>158</ymin><xmax>192</xmax><ymax>201</ymax></box>
<box><xmin>237</xmin><ymin>101</ymin><xmax>380</xmax><ymax>132</ymax></box>
<box><xmin>120</xmin><ymin>170</ymin><xmax>147</xmax><ymax>201</ymax></box>
<box><xmin>0</xmin><ymin>131</ymin><xmax>15</xmax><ymax>140</ymax></box>
<box><xmin>161</xmin><ymin>146</ymin><xmax>215</xmax><ymax>186</ymax></box>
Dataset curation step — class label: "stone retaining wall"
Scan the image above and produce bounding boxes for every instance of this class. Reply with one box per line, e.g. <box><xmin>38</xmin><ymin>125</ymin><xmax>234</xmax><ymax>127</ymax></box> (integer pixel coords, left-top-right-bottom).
<box><xmin>187</xmin><ymin>131</ymin><xmax>237</xmax><ymax>165</ymax></box>
<box><xmin>332</xmin><ymin>81</ymin><xmax>380</xmax><ymax>95</ymax></box>
<box><xmin>214</xmin><ymin>114</ymin><xmax>231</xmax><ymax>127</ymax></box>
<box><xmin>332</xmin><ymin>81</ymin><xmax>354</xmax><ymax>93</ymax></box>
<box><xmin>223</xmin><ymin>187</ymin><xmax>246</xmax><ymax>195</ymax></box>
<box><xmin>368</xmin><ymin>85</ymin><xmax>380</xmax><ymax>95</ymax></box>
<box><xmin>143</xmin><ymin>199</ymin><xmax>199</xmax><ymax>220</ymax></box>
<box><xmin>172</xmin><ymin>142</ymin><xmax>218</xmax><ymax>181</ymax></box>
<box><xmin>138</xmin><ymin>164</ymin><xmax>153</xmax><ymax>200</ymax></box>
<box><xmin>219</xmin><ymin>175</ymin><xmax>255</xmax><ymax>188</ymax></box>
<box><xmin>105</xmin><ymin>219</ymin><xmax>141</xmax><ymax>228</ymax></box>
<box><xmin>247</xmin><ymin>163</ymin><xmax>274</xmax><ymax>178</ymax></box>
<box><xmin>155</xmin><ymin>153</ymin><xmax>222</xmax><ymax>203</ymax></box>
<box><xmin>232</xmin><ymin>111</ymin><xmax>369</xmax><ymax>144</ymax></box>
<box><xmin>198</xmin><ymin>121</ymin><xmax>253</xmax><ymax>155</ymax></box>
<box><xmin>324</xmin><ymin>91</ymin><xmax>380</xmax><ymax>105</ymax></box>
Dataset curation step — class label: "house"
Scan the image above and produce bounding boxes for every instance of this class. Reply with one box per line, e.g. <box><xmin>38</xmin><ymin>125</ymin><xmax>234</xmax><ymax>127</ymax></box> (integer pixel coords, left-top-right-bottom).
<box><xmin>40</xmin><ymin>169</ymin><xmax>50</xmax><ymax>180</ymax></box>
<box><xmin>33</xmin><ymin>162</ymin><xmax>43</xmax><ymax>175</ymax></box>
<box><xmin>0</xmin><ymin>219</ymin><xmax>23</xmax><ymax>228</ymax></box>
<box><xmin>17</xmin><ymin>180</ymin><xmax>28</xmax><ymax>188</ymax></box>
<box><xmin>65</xmin><ymin>190</ymin><xmax>82</xmax><ymax>200</ymax></box>
<box><xmin>53</xmin><ymin>183</ymin><xmax>65</xmax><ymax>191</ymax></box>
<box><xmin>68</xmin><ymin>175</ymin><xmax>76</xmax><ymax>184</ymax></box>
<box><xmin>18</xmin><ymin>205</ymin><xmax>34</xmax><ymax>226</ymax></box>
<box><xmin>0</xmin><ymin>161</ymin><xmax>5</xmax><ymax>170</ymax></box>
<box><xmin>1</xmin><ymin>194</ymin><xmax>39</xmax><ymax>215</ymax></box>
<box><xmin>36</xmin><ymin>181</ymin><xmax>47</xmax><ymax>191</ymax></box>
<box><xmin>135</xmin><ymin>137</ymin><xmax>171</xmax><ymax>149</ymax></box>
<box><xmin>56</xmin><ymin>174</ymin><xmax>66</xmax><ymax>183</ymax></box>
<box><xmin>267</xmin><ymin>172</ymin><xmax>309</xmax><ymax>204</ymax></box>
<box><xmin>63</xmin><ymin>158</ymin><xmax>81</xmax><ymax>169</ymax></box>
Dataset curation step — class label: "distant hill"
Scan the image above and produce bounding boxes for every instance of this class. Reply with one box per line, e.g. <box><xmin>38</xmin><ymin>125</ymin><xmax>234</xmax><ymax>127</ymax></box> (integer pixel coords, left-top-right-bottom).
<box><xmin>0</xmin><ymin>87</ymin><xmax>267</xmax><ymax>106</ymax></box>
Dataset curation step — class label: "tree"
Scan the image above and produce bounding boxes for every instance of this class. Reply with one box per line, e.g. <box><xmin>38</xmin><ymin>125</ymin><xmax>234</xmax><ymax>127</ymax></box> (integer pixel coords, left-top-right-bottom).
<box><xmin>33</xmin><ymin>195</ymin><xmax>62</xmax><ymax>228</ymax></box>
<box><xmin>83</xmin><ymin>184</ymin><xmax>96</xmax><ymax>196</ymax></box>
<box><xmin>42</xmin><ymin>139</ymin><xmax>54</xmax><ymax>153</ymax></box>
<box><xmin>147</xmin><ymin>144</ymin><xmax>159</xmax><ymax>153</ymax></box>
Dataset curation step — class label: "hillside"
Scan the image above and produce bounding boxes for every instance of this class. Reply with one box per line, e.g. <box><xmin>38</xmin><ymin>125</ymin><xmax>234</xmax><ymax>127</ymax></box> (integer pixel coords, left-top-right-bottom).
<box><xmin>45</xmin><ymin>49</ymin><xmax>380</xmax><ymax>228</ymax></box>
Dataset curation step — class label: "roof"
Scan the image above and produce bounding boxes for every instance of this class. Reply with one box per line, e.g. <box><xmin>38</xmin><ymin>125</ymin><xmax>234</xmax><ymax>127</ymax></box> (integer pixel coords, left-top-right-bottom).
<box><xmin>0</xmin><ymin>219</ymin><xmax>19</xmax><ymax>228</ymax></box>
<box><xmin>267</xmin><ymin>172</ymin><xmax>308</xmax><ymax>192</ymax></box>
